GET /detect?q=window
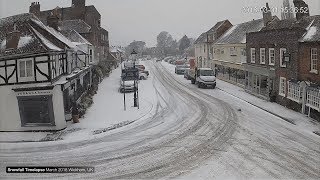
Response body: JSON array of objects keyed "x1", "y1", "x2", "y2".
[
  {"x1": 279, "y1": 77, "x2": 286, "y2": 97},
  {"x1": 204, "y1": 44, "x2": 206, "y2": 53},
  {"x1": 280, "y1": 48, "x2": 287, "y2": 67},
  {"x1": 241, "y1": 48, "x2": 246, "y2": 56},
  {"x1": 89, "y1": 49, "x2": 93, "y2": 62},
  {"x1": 18, "y1": 95, "x2": 55, "y2": 126},
  {"x1": 269, "y1": 48, "x2": 275, "y2": 65},
  {"x1": 221, "y1": 48, "x2": 224, "y2": 54},
  {"x1": 260, "y1": 48, "x2": 266, "y2": 64},
  {"x1": 19, "y1": 59, "x2": 33, "y2": 78},
  {"x1": 230, "y1": 47, "x2": 236, "y2": 56},
  {"x1": 287, "y1": 82, "x2": 301, "y2": 103},
  {"x1": 216, "y1": 48, "x2": 220, "y2": 54},
  {"x1": 311, "y1": 48, "x2": 318, "y2": 73},
  {"x1": 250, "y1": 48, "x2": 256, "y2": 63},
  {"x1": 307, "y1": 88, "x2": 320, "y2": 111}
]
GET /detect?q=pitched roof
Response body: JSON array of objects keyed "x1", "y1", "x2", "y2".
[
  {"x1": 215, "y1": 18, "x2": 265, "y2": 44},
  {"x1": 61, "y1": 29, "x2": 92, "y2": 45},
  {"x1": 206, "y1": 20, "x2": 229, "y2": 33},
  {"x1": 0, "y1": 13, "x2": 82, "y2": 58},
  {"x1": 194, "y1": 20, "x2": 230, "y2": 44},
  {"x1": 194, "y1": 32, "x2": 206, "y2": 44},
  {"x1": 30, "y1": 18, "x2": 76, "y2": 49},
  {"x1": 60, "y1": 20, "x2": 91, "y2": 33},
  {"x1": 0, "y1": 13, "x2": 50, "y2": 57},
  {"x1": 299, "y1": 16, "x2": 320, "y2": 42}
]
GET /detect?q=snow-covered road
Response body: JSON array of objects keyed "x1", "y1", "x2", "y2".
[{"x1": 0, "y1": 61, "x2": 319, "y2": 179}]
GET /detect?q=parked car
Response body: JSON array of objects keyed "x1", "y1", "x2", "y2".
[
  {"x1": 139, "y1": 72, "x2": 148, "y2": 80},
  {"x1": 140, "y1": 70, "x2": 149, "y2": 76},
  {"x1": 169, "y1": 59, "x2": 176, "y2": 64},
  {"x1": 156, "y1": 58, "x2": 162, "y2": 62},
  {"x1": 175, "y1": 65, "x2": 189, "y2": 75},
  {"x1": 135, "y1": 64, "x2": 145, "y2": 70},
  {"x1": 119, "y1": 80, "x2": 135, "y2": 93}
]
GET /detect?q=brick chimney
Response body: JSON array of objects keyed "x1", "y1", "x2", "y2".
[
  {"x1": 6, "y1": 23, "x2": 21, "y2": 49},
  {"x1": 47, "y1": 8, "x2": 60, "y2": 31},
  {"x1": 262, "y1": 3, "x2": 272, "y2": 26},
  {"x1": 293, "y1": 0, "x2": 310, "y2": 20},
  {"x1": 72, "y1": 0, "x2": 85, "y2": 8},
  {"x1": 29, "y1": 2, "x2": 40, "y2": 17}
]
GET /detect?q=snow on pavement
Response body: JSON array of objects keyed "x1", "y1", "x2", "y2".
[{"x1": 0, "y1": 61, "x2": 158, "y2": 144}]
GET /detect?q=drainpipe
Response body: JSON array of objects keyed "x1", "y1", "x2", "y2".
[{"x1": 300, "y1": 81, "x2": 307, "y2": 114}]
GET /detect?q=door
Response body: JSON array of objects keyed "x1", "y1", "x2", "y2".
[{"x1": 253, "y1": 74, "x2": 260, "y2": 94}]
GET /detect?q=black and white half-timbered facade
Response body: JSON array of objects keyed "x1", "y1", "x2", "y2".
[{"x1": 0, "y1": 13, "x2": 93, "y2": 131}]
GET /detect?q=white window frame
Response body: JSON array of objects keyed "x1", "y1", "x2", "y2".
[
  {"x1": 311, "y1": 48, "x2": 318, "y2": 73},
  {"x1": 251, "y1": 48, "x2": 256, "y2": 63},
  {"x1": 230, "y1": 47, "x2": 236, "y2": 56},
  {"x1": 287, "y1": 82, "x2": 301, "y2": 103},
  {"x1": 306, "y1": 88, "x2": 320, "y2": 111},
  {"x1": 280, "y1": 48, "x2": 287, "y2": 68},
  {"x1": 269, "y1": 48, "x2": 275, "y2": 65},
  {"x1": 260, "y1": 48, "x2": 266, "y2": 64},
  {"x1": 18, "y1": 58, "x2": 34, "y2": 81},
  {"x1": 279, "y1": 77, "x2": 286, "y2": 97}
]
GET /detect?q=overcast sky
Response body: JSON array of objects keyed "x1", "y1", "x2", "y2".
[{"x1": 0, "y1": 0, "x2": 319, "y2": 47}]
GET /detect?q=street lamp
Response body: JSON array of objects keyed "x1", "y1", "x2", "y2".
[{"x1": 131, "y1": 49, "x2": 138, "y2": 108}]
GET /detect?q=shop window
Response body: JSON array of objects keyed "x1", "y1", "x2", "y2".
[
  {"x1": 288, "y1": 82, "x2": 301, "y2": 103},
  {"x1": 307, "y1": 88, "x2": 320, "y2": 111},
  {"x1": 18, "y1": 95, "x2": 55, "y2": 126}
]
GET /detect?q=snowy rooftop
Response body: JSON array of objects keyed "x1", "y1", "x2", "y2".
[
  {"x1": 215, "y1": 18, "x2": 265, "y2": 44},
  {"x1": 0, "y1": 13, "x2": 47, "y2": 57},
  {"x1": 300, "y1": 16, "x2": 320, "y2": 42},
  {"x1": 194, "y1": 20, "x2": 232, "y2": 45},
  {"x1": 0, "y1": 13, "x2": 86, "y2": 58},
  {"x1": 60, "y1": 20, "x2": 91, "y2": 33},
  {"x1": 61, "y1": 29, "x2": 92, "y2": 46},
  {"x1": 194, "y1": 32, "x2": 207, "y2": 44}
]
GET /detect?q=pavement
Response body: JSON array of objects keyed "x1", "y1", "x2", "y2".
[{"x1": 216, "y1": 78, "x2": 320, "y2": 136}]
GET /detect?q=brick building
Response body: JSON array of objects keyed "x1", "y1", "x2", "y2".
[
  {"x1": 29, "y1": 0, "x2": 109, "y2": 64},
  {"x1": 245, "y1": 1, "x2": 320, "y2": 121}
]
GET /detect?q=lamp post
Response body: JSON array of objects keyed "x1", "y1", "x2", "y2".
[{"x1": 131, "y1": 49, "x2": 138, "y2": 107}]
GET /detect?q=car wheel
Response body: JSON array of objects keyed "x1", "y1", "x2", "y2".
[
  {"x1": 191, "y1": 79, "x2": 195, "y2": 84},
  {"x1": 212, "y1": 85, "x2": 216, "y2": 89},
  {"x1": 198, "y1": 83, "x2": 201, "y2": 88}
]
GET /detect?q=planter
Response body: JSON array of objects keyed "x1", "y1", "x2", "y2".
[{"x1": 72, "y1": 115, "x2": 80, "y2": 123}]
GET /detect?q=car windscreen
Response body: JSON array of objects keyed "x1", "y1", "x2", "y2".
[{"x1": 200, "y1": 70, "x2": 214, "y2": 76}]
